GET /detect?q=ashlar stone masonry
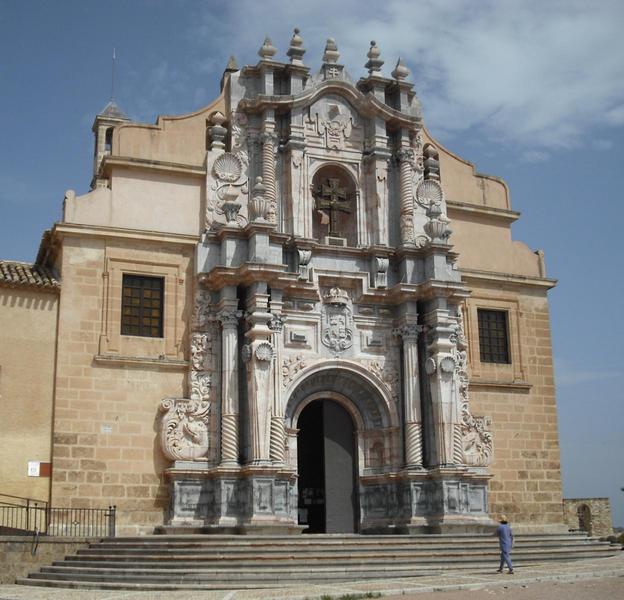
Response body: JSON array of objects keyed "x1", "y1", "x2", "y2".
[{"x1": 0, "y1": 32, "x2": 566, "y2": 535}]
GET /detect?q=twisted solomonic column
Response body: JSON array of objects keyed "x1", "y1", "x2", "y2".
[
  {"x1": 219, "y1": 310, "x2": 241, "y2": 465},
  {"x1": 260, "y1": 131, "x2": 278, "y2": 224},
  {"x1": 397, "y1": 148, "x2": 415, "y2": 245},
  {"x1": 393, "y1": 322, "x2": 423, "y2": 468}
]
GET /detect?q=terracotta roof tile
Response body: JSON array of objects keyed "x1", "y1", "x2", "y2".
[{"x1": 0, "y1": 260, "x2": 60, "y2": 291}]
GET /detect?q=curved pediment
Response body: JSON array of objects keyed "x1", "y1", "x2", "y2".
[{"x1": 238, "y1": 79, "x2": 421, "y2": 130}]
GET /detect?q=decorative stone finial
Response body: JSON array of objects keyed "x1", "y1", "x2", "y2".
[
  {"x1": 208, "y1": 111, "x2": 227, "y2": 150},
  {"x1": 258, "y1": 36, "x2": 277, "y2": 60},
  {"x1": 424, "y1": 198, "x2": 451, "y2": 242},
  {"x1": 423, "y1": 144, "x2": 441, "y2": 181},
  {"x1": 365, "y1": 40, "x2": 384, "y2": 75},
  {"x1": 322, "y1": 38, "x2": 340, "y2": 64},
  {"x1": 221, "y1": 185, "x2": 242, "y2": 224},
  {"x1": 287, "y1": 28, "x2": 306, "y2": 65},
  {"x1": 249, "y1": 176, "x2": 270, "y2": 222},
  {"x1": 391, "y1": 57, "x2": 410, "y2": 81},
  {"x1": 225, "y1": 55, "x2": 239, "y2": 72}
]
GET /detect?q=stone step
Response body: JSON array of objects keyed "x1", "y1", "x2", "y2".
[
  {"x1": 16, "y1": 532, "x2": 619, "y2": 591},
  {"x1": 89, "y1": 537, "x2": 600, "y2": 549},
  {"x1": 51, "y1": 550, "x2": 617, "y2": 572},
  {"x1": 22, "y1": 556, "x2": 614, "y2": 584},
  {"x1": 109, "y1": 533, "x2": 595, "y2": 544},
  {"x1": 66, "y1": 546, "x2": 615, "y2": 563},
  {"x1": 71, "y1": 544, "x2": 613, "y2": 559}
]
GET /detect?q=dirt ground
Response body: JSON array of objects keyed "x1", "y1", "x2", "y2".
[{"x1": 383, "y1": 575, "x2": 624, "y2": 599}]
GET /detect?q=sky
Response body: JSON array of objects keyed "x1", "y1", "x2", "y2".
[{"x1": 1, "y1": 0, "x2": 623, "y2": 527}]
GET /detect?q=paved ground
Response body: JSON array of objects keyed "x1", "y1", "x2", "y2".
[{"x1": 0, "y1": 554, "x2": 622, "y2": 600}]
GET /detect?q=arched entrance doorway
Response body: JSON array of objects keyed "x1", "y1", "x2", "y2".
[
  {"x1": 297, "y1": 399, "x2": 357, "y2": 533},
  {"x1": 285, "y1": 363, "x2": 398, "y2": 535}
]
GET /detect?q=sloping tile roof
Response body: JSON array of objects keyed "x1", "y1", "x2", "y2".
[
  {"x1": 99, "y1": 99, "x2": 129, "y2": 120},
  {"x1": 0, "y1": 260, "x2": 60, "y2": 292}
]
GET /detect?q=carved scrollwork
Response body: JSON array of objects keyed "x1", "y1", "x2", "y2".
[
  {"x1": 282, "y1": 354, "x2": 307, "y2": 388},
  {"x1": 190, "y1": 332, "x2": 211, "y2": 371},
  {"x1": 451, "y1": 309, "x2": 493, "y2": 467},
  {"x1": 159, "y1": 398, "x2": 210, "y2": 461},
  {"x1": 192, "y1": 288, "x2": 212, "y2": 330},
  {"x1": 365, "y1": 359, "x2": 400, "y2": 403},
  {"x1": 190, "y1": 370, "x2": 211, "y2": 401}
]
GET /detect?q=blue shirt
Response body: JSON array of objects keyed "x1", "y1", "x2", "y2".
[{"x1": 496, "y1": 523, "x2": 513, "y2": 551}]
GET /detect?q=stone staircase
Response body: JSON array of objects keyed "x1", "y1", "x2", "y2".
[{"x1": 16, "y1": 533, "x2": 619, "y2": 591}]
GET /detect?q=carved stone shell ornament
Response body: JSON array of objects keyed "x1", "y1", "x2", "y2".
[
  {"x1": 415, "y1": 178, "x2": 444, "y2": 209},
  {"x1": 213, "y1": 152, "x2": 243, "y2": 182},
  {"x1": 255, "y1": 341, "x2": 275, "y2": 362}
]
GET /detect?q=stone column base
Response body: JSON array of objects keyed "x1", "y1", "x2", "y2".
[
  {"x1": 360, "y1": 467, "x2": 494, "y2": 534},
  {"x1": 163, "y1": 465, "x2": 301, "y2": 534}
]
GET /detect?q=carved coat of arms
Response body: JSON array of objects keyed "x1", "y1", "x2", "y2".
[{"x1": 321, "y1": 287, "x2": 353, "y2": 352}]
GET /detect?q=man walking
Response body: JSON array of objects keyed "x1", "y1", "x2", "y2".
[{"x1": 496, "y1": 514, "x2": 514, "y2": 574}]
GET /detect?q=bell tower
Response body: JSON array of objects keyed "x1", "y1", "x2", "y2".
[{"x1": 91, "y1": 50, "x2": 129, "y2": 188}]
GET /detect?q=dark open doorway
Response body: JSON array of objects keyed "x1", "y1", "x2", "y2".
[{"x1": 296, "y1": 399, "x2": 357, "y2": 533}]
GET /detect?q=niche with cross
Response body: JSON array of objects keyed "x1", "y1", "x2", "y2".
[{"x1": 311, "y1": 164, "x2": 357, "y2": 246}]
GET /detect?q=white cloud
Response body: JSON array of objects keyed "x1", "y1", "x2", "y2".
[
  {"x1": 520, "y1": 150, "x2": 550, "y2": 163},
  {"x1": 591, "y1": 139, "x2": 614, "y2": 151},
  {"x1": 554, "y1": 357, "x2": 621, "y2": 387},
  {"x1": 183, "y1": 0, "x2": 624, "y2": 153}
]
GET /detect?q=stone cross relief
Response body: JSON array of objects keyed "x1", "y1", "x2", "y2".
[{"x1": 315, "y1": 178, "x2": 351, "y2": 237}]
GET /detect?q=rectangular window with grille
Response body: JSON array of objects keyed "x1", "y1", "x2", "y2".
[
  {"x1": 478, "y1": 309, "x2": 510, "y2": 364},
  {"x1": 121, "y1": 274, "x2": 164, "y2": 338}
]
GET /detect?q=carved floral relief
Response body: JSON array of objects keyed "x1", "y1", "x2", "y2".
[
  {"x1": 451, "y1": 310, "x2": 493, "y2": 467},
  {"x1": 365, "y1": 358, "x2": 400, "y2": 403},
  {"x1": 159, "y1": 398, "x2": 210, "y2": 461}
]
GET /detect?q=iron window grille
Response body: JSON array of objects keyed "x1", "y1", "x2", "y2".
[
  {"x1": 477, "y1": 308, "x2": 510, "y2": 364},
  {"x1": 121, "y1": 274, "x2": 164, "y2": 338}
]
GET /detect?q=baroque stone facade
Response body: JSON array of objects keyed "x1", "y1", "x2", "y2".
[{"x1": 0, "y1": 32, "x2": 568, "y2": 534}]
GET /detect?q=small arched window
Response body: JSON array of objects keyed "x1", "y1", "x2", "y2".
[{"x1": 104, "y1": 127, "x2": 114, "y2": 152}]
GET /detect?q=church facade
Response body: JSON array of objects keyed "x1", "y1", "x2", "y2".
[{"x1": 0, "y1": 33, "x2": 564, "y2": 535}]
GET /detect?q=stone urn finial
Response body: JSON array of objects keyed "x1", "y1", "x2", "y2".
[
  {"x1": 365, "y1": 40, "x2": 384, "y2": 75},
  {"x1": 221, "y1": 184, "x2": 241, "y2": 225},
  {"x1": 391, "y1": 57, "x2": 410, "y2": 81},
  {"x1": 287, "y1": 28, "x2": 306, "y2": 65},
  {"x1": 249, "y1": 176, "x2": 270, "y2": 222},
  {"x1": 258, "y1": 36, "x2": 277, "y2": 60},
  {"x1": 323, "y1": 38, "x2": 340, "y2": 64}
]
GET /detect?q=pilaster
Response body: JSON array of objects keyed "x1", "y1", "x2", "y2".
[
  {"x1": 393, "y1": 321, "x2": 424, "y2": 469},
  {"x1": 243, "y1": 282, "x2": 274, "y2": 466},
  {"x1": 218, "y1": 289, "x2": 241, "y2": 467},
  {"x1": 422, "y1": 299, "x2": 462, "y2": 468}
]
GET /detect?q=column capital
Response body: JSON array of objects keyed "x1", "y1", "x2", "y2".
[
  {"x1": 218, "y1": 310, "x2": 241, "y2": 328},
  {"x1": 259, "y1": 131, "x2": 278, "y2": 145},
  {"x1": 393, "y1": 323, "x2": 423, "y2": 341},
  {"x1": 396, "y1": 148, "x2": 414, "y2": 164},
  {"x1": 268, "y1": 313, "x2": 285, "y2": 333}
]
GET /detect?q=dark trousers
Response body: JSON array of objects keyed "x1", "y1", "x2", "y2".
[{"x1": 499, "y1": 549, "x2": 513, "y2": 571}]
